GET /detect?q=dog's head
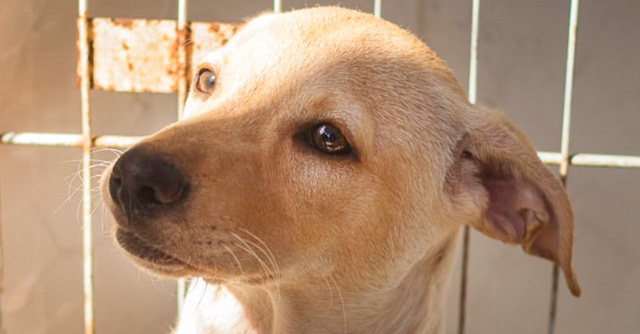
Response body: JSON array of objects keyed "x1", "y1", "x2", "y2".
[{"x1": 101, "y1": 7, "x2": 580, "y2": 296}]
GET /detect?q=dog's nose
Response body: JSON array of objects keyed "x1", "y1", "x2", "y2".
[{"x1": 109, "y1": 147, "x2": 188, "y2": 218}]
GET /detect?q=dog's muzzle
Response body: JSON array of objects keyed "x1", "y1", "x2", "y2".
[{"x1": 109, "y1": 146, "x2": 189, "y2": 221}]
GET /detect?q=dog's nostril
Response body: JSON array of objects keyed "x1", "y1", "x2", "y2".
[
  {"x1": 109, "y1": 173, "x2": 123, "y2": 205},
  {"x1": 110, "y1": 146, "x2": 189, "y2": 219},
  {"x1": 137, "y1": 185, "x2": 161, "y2": 207}
]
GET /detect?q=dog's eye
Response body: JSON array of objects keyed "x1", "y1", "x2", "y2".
[
  {"x1": 310, "y1": 123, "x2": 351, "y2": 155},
  {"x1": 195, "y1": 68, "x2": 216, "y2": 93}
]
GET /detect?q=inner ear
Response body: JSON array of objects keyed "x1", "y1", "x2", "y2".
[
  {"x1": 481, "y1": 163, "x2": 550, "y2": 245},
  {"x1": 447, "y1": 112, "x2": 581, "y2": 297}
]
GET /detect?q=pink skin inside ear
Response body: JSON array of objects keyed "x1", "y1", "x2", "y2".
[{"x1": 483, "y1": 177, "x2": 550, "y2": 244}]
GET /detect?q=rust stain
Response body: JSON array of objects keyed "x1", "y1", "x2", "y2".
[
  {"x1": 76, "y1": 17, "x2": 94, "y2": 89},
  {"x1": 207, "y1": 22, "x2": 221, "y2": 33},
  {"x1": 112, "y1": 18, "x2": 134, "y2": 29},
  {"x1": 88, "y1": 18, "x2": 240, "y2": 93}
]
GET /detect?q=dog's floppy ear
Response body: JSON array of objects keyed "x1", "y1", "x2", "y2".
[{"x1": 448, "y1": 108, "x2": 580, "y2": 297}]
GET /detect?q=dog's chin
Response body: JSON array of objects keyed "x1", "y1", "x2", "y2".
[
  {"x1": 115, "y1": 228, "x2": 193, "y2": 277},
  {"x1": 114, "y1": 228, "x2": 280, "y2": 284}
]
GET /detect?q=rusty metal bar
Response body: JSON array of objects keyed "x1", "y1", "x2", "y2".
[
  {"x1": 176, "y1": 0, "x2": 189, "y2": 316},
  {"x1": 458, "y1": 0, "x2": 480, "y2": 333},
  {"x1": 78, "y1": 0, "x2": 95, "y2": 333},
  {"x1": 550, "y1": 0, "x2": 580, "y2": 333},
  {"x1": 90, "y1": 18, "x2": 180, "y2": 93},
  {"x1": 88, "y1": 18, "x2": 238, "y2": 93}
]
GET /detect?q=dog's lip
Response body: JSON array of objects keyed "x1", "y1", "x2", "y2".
[{"x1": 115, "y1": 228, "x2": 186, "y2": 267}]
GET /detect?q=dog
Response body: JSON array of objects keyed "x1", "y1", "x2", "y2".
[{"x1": 101, "y1": 6, "x2": 581, "y2": 334}]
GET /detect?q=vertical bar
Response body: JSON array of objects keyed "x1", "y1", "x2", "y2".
[
  {"x1": 467, "y1": 0, "x2": 480, "y2": 106},
  {"x1": 177, "y1": 0, "x2": 189, "y2": 119},
  {"x1": 0, "y1": 164, "x2": 5, "y2": 334},
  {"x1": 176, "y1": 0, "x2": 189, "y2": 315},
  {"x1": 550, "y1": 0, "x2": 580, "y2": 333},
  {"x1": 374, "y1": 0, "x2": 382, "y2": 18},
  {"x1": 273, "y1": 0, "x2": 282, "y2": 13},
  {"x1": 559, "y1": 0, "x2": 580, "y2": 180},
  {"x1": 458, "y1": 0, "x2": 480, "y2": 333},
  {"x1": 78, "y1": 0, "x2": 94, "y2": 333}
]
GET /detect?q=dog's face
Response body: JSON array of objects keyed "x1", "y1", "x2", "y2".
[{"x1": 102, "y1": 7, "x2": 580, "y2": 295}]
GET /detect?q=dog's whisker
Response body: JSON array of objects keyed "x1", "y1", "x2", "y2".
[
  {"x1": 56, "y1": 170, "x2": 108, "y2": 215},
  {"x1": 235, "y1": 228, "x2": 283, "y2": 302},
  {"x1": 90, "y1": 147, "x2": 124, "y2": 158},
  {"x1": 229, "y1": 232, "x2": 277, "y2": 289},
  {"x1": 63, "y1": 162, "x2": 109, "y2": 189},
  {"x1": 329, "y1": 274, "x2": 347, "y2": 334},
  {"x1": 195, "y1": 278, "x2": 209, "y2": 317},
  {"x1": 223, "y1": 244, "x2": 245, "y2": 276},
  {"x1": 322, "y1": 275, "x2": 335, "y2": 311},
  {"x1": 238, "y1": 228, "x2": 281, "y2": 279}
]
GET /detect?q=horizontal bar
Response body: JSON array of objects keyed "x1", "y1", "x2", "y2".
[
  {"x1": 0, "y1": 132, "x2": 83, "y2": 147},
  {"x1": 571, "y1": 153, "x2": 640, "y2": 169},
  {"x1": 538, "y1": 151, "x2": 563, "y2": 165},
  {"x1": 0, "y1": 133, "x2": 140, "y2": 149},
  {"x1": 1, "y1": 132, "x2": 638, "y2": 169},
  {"x1": 537, "y1": 151, "x2": 640, "y2": 169}
]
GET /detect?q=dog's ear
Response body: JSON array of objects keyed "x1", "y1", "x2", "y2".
[{"x1": 447, "y1": 108, "x2": 580, "y2": 297}]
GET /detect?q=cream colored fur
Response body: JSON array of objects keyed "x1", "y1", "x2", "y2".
[{"x1": 101, "y1": 7, "x2": 580, "y2": 334}]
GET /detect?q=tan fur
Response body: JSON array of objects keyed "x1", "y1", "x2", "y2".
[{"x1": 101, "y1": 7, "x2": 580, "y2": 334}]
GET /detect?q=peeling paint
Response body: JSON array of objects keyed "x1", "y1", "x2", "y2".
[{"x1": 86, "y1": 18, "x2": 239, "y2": 93}]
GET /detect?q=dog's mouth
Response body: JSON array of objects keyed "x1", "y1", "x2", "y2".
[
  {"x1": 114, "y1": 227, "x2": 280, "y2": 283},
  {"x1": 115, "y1": 228, "x2": 187, "y2": 268}
]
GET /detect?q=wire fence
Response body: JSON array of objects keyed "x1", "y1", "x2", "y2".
[{"x1": 0, "y1": 1, "x2": 639, "y2": 333}]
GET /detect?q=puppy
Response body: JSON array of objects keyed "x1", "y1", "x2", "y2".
[{"x1": 101, "y1": 6, "x2": 580, "y2": 334}]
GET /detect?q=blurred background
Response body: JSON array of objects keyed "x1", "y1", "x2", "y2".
[{"x1": 1, "y1": 0, "x2": 639, "y2": 333}]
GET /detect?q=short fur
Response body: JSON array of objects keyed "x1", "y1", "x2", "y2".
[{"x1": 101, "y1": 7, "x2": 580, "y2": 334}]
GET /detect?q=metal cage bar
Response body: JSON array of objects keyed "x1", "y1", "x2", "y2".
[
  {"x1": 176, "y1": 0, "x2": 189, "y2": 316},
  {"x1": 550, "y1": 0, "x2": 581, "y2": 333},
  {"x1": 374, "y1": 0, "x2": 382, "y2": 18},
  {"x1": 77, "y1": 0, "x2": 95, "y2": 333},
  {"x1": 2, "y1": 132, "x2": 639, "y2": 168},
  {"x1": 0, "y1": 0, "x2": 638, "y2": 333},
  {"x1": 274, "y1": 0, "x2": 282, "y2": 14},
  {"x1": 0, "y1": 163, "x2": 5, "y2": 333},
  {"x1": 458, "y1": 0, "x2": 480, "y2": 333}
]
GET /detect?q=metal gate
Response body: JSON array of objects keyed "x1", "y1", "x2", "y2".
[{"x1": 0, "y1": 0, "x2": 638, "y2": 333}]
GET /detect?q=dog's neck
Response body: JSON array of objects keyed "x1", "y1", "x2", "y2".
[{"x1": 176, "y1": 235, "x2": 459, "y2": 334}]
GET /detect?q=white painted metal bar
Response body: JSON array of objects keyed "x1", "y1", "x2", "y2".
[
  {"x1": 550, "y1": 1, "x2": 580, "y2": 333},
  {"x1": 78, "y1": 0, "x2": 94, "y2": 333},
  {"x1": 0, "y1": 162, "x2": 5, "y2": 334},
  {"x1": 559, "y1": 0, "x2": 581, "y2": 180},
  {"x1": 176, "y1": 0, "x2": 189, "y2": 316},
  {"x1": 273, "y1": 0, "x2": 282, "y2": 13},
  {"x1": 2, "y1": 134, "x2": 638, "y2": 169},
  {"x1": 0, "y1": 133, "x2": 139, "y2": 149},
  {"x1": 571, "y1": 153, "x2": 640, "y2": 168},
  {"x1": 458, "y1": 0, "x2": 480, "y2": 333},
  {"x1": 374, "y1": 0, "x2": 382, "y2": 18}
]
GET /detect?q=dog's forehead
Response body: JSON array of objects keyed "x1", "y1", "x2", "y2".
[{"x1": 187, "y1": 7, "x2": 466, "y2": 132}]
